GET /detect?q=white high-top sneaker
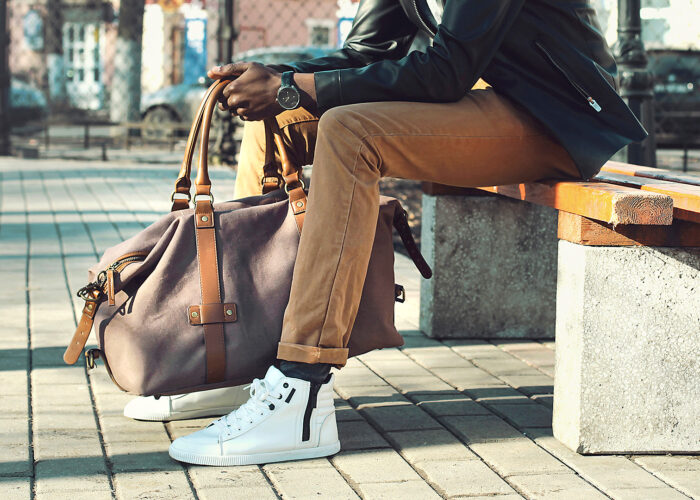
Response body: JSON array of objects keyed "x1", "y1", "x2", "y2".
[
  {"x1": 124, "y1": 385, "x2": 250, "y2": 422},
  {"x1": 168, "y1": 365, "x2": 340, "y2": 466}
]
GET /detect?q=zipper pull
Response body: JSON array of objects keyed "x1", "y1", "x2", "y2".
[
  {"x1": 587, "y1": 97, "x2": 602, "y2": 112},
  {"x1": 106, "y1": 269, "x2": 116, "y2": 306}
]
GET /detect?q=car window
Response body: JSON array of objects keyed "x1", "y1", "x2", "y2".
[{"x1": 247, "y1": 52, "x2": 314, "y2": 65}]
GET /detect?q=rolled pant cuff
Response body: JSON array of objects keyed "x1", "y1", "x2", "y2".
[{"x1": 277, "y1": 342, "x2": 349, "y2": 366}]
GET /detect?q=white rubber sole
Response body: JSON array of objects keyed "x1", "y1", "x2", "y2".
[
  {"x1": 168, "y1": 441, "x2": 341, "y2": 466},
  {"x1": 124, "y1": 406, "x2": 237, "y2": 422}
]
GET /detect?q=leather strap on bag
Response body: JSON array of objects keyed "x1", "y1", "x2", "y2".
[
  {"x1": 261, "y1": 122, "x2": 282, "y2": 194},
  {"x1": 186, "y1": 82, "x2": 308, "y2": 381},
  {"x1": 191, "y1": 80, "x2": 230, "y2": 383},
  {"x1": 64, "y1": 289, "x2": 101, "y2": 365},
  {"x1": 392, "y1": 208, "x2": 433, "y2": 279}
]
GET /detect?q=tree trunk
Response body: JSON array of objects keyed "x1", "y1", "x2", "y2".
[
  {"x1": 0, "y1": 0, "x2": 10, "y2": 154},
  {"x1": 45, "y1": 0, "x2": 67, "y2": 107},
  {"x1": 110, "y1": 0, "x2": 145, "y2": 123}
]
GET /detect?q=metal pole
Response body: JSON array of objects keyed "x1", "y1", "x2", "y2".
[
  {"x1": 46, "y1": 0, "x2": 67, "y2": 108},
  {"x1": 220, "y1": 0, "x2": 234, "y2": 63},
  {"x1": 110, "y1": 0, "x2": 145, "y2": 123},
  {"x1": 214, "y1": 0, "x2": 237, "y2": 166},
  {"x1": 0, "y1": 0, "x2": 11, "y2": 155},
  {"x1": 615, "y1": 0, "x2": 656, "y2": 167}
]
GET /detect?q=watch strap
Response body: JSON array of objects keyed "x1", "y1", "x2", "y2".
[{"x1": 281, "y1": 71, "x2": 296, "y2": 89}]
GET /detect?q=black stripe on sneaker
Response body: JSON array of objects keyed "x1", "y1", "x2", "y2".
[
  {"x1": 302, "y1": 382, "x2": 321, "y2": 442},
  {"x1": 285, "y1": 388, "x2": 296, "y2": 403}
]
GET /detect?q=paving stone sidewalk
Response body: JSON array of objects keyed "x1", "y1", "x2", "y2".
[{"x1": 1, "y1": 158, "x2": 698, "y2": 500}]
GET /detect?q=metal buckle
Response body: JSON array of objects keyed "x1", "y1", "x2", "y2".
[
  {"x1": 260, "y1": 175, "x2": 282, "y2": 186},
  {"x1": 170, "y1": 191, "x2": 192, "y2": 203},
  {"x1": 85, "y1": 349, "x2": 99, "y2": 369},
  {"x1": 77, "y1": 283, "x2": 104, "y2": 302},
  {"x1": 284, "y1": 178, "x2": 306, "y2": 194},
  {"x1": 193, "y1": 193, "x2": 215, "y2": 205}
]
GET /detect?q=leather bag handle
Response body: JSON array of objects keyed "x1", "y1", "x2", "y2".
[
  {"x1": 175, "y1": 79, "x2": 308, "y2": 230},
  {"x1": 171, "y1": 79, "x2": 306, "y2": 226},
  {"x1": 194, "y1": 80, "x2": 230, "y2": 197},
  {"x1": 191, "y1": 84, "x2": 303, "y2": 193},
  {"x1": 171, "y1": 79, "x2": 229, "y2": 210}
]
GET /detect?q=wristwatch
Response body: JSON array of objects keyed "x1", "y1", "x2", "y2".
[{"x1": 276, "y1": 71, "x2": 301, "y2": 111}]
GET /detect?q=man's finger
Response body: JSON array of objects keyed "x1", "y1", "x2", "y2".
[
  {"x1": 222, "y1": 80, "x2": 237, "y2": 99},
  {"x1": 208, "y1": 62, "x2": 250, "y2": 78}
]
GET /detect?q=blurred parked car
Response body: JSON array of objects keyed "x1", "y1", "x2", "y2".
[
  {"x1": 647, "y1": 49, "x2": 700, "y2": 147},
  {"x1": 9, "y1": 78, "x2": 47, "y2": 126},
  {"x1": 140, "y1": 46, "x2": 334, "y2": 128}
]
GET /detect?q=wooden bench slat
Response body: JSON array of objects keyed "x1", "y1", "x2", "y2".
[
  {"x1": 600, "y1": 161, "x2": 700, "y2": 187},
  {"x1": 558, "y1": 211, "x2": 700, "y2": 247},
  {"x1": 593, "y1": 171, "x2": 700, "y2": 224},
  {"x1": 476, "y1": 180, "x2": 674, "y2": 226}
]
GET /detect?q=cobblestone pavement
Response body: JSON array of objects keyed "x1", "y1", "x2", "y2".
[{"x1": 1, "y1": 158, "x2": 699, "y2": 500}]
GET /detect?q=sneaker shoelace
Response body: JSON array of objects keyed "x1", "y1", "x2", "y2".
[{"x1": 212, "y1": 378, "x2": 282, "y2": 435}]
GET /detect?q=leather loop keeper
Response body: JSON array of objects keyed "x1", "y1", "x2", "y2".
[
  {"x1": 288, "y1": 187, "x2": 307, "y2": 215},
  {"x1": 189, "y1": 303, "x2": 237, "y2": 325},
  {"x1": 195, "y1": 201, "x2": 215, "y2": 228}
]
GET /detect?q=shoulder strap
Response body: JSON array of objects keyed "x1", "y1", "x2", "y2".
[{"x1": 393, "y1": 208, "x2": 433, "y2": 279}]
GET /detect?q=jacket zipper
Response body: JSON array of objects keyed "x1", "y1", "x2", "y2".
[
  {"x1": 411, "y1": 0, "x2": 436, "y2": 36},
  {"x1": 534, "y1": 41, "x2": 602, "y2": 112}
]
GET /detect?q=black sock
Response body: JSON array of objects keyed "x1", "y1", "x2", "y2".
[{"x1": 278, "y1": 360, "x2": 331, "y2": 384}]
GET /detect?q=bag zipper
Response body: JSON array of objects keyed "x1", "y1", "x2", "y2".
[
  {"x1": 534, "y1": 41, "x2": 602, "y2": 112},
  {"x1": 78, "y1": 251, "x2": 148, "y2": 306}
]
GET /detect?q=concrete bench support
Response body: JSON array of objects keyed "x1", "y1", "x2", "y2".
[
  {"x1": 553, "y1": 240, "x2": 700, "y2": 454},
  {"x1": 419, "y1": 193, "x2": 558, "y2": 338}
]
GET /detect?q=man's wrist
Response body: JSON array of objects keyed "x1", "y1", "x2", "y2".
[{"x1": 291, "y1": 73, "x2": 318, "y2": 114}]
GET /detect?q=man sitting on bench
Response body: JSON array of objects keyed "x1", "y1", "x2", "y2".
[{"x1": 150, "y1": 0, "x2": 648, "y2": 466}]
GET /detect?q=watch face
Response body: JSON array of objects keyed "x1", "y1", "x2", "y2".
[{"x1": 278, "y1": 86, "x2": 301, "y2": 110}]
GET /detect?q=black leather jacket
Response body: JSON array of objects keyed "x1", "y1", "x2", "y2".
[{"x1": 274, "y1": 0, "x2": 648, "y2": 180}]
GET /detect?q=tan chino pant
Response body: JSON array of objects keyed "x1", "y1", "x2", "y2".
[{"x1": 234, "y1": 87, "x2": 581, "y2": 367}]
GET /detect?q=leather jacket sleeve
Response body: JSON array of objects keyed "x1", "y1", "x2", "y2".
[
  {"x1": 314, "y1": 0, "x2": 525, "y2": 113},
  {"x1": 270, "y1": 0, "x2": 418, "y2": 74}
]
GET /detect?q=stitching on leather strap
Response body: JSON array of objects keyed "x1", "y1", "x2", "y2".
[
  {"x1": 193, "y1": 199, "x2": 227, "y2": 383},
  {"x1": 63, "y1": 298, "x2": 100, "y2": 365}
]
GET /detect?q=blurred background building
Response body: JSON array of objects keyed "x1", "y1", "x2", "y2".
[{"x1": 0, "y1": 0, "x2": 698, "y2": 170}]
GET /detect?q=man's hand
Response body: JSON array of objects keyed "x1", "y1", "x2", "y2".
[{"x1": 207, "y1": 62, "x2": 283, "y2": 121}]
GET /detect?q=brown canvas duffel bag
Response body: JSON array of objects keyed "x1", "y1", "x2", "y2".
[{"x1": 62, "y1": 79, "x2": 431, "y2": 396}]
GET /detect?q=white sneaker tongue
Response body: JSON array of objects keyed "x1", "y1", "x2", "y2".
[{"x1": 262, "y1": 365, "x2": 286, "y2": 388}]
